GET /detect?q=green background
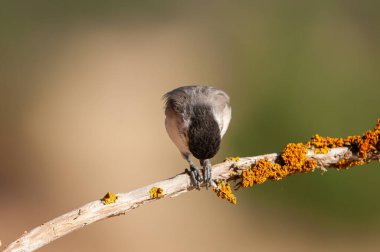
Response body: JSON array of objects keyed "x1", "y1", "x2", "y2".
[{"x1": 1, "y1": 1, "x2": 379, "y2": 251}]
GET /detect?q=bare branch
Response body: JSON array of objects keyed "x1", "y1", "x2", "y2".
[{"x1": 4, "y1": 146, "x2": 379, "y2": 252}]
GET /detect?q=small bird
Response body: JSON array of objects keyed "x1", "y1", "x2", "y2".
[{"x1": 164, "y1": 85, "x2": 231, "y2": 189}]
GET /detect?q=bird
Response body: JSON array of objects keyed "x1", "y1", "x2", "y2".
[{"x1": 163, "y1": 85, "x2": 231, "y2": 189}]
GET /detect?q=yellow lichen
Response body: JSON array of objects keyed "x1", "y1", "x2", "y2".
[
  {"x1": 314, "y1": 147, "x2": 329, "y2": 154},
  {"x1": 213, "y1": 180, "x2": 237, "y2": 204},
  {"x1": 102, "y1": 192, "x2": 118, "y2": 205},
  {"x1": 149, "y1": 187, "x2": 164, "y2": 199},
  {"x1": 224, "y1": 156, "x2": 240, "y2": 162}
]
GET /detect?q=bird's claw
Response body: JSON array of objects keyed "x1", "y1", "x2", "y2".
[
  {"x1": 186, "y1": 160, "x2": 214, "y2": 190},
  {"x1": 202, "y1": 159, "x2": 212, "y2": 190},
  {"x1": 187, "y1": 165, "x2": 203, "y2": 190},
  {"x1": 204, "y1": 166, "x2": 211, "y2": 189}
]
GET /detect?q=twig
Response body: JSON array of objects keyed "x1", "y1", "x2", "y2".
[{"x1": 3, "y1": 146, "x2": 380, "y2": 252}]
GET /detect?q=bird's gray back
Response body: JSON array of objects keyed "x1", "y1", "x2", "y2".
[{"x1": 164, "y1": 85, "x2": 229, "y2": 115}]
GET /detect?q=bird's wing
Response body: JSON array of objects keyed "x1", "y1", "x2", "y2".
[
  {"x1": 208, "y1": 89, "x2": 231, "y2": 138},
  {"x1": 163, "y1": 87, "x2": 192, "y2": 156}
]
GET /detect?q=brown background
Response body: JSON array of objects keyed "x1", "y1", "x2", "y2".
[{"x1": 1, "y1": 1, "x2": 380, "y2": 251}]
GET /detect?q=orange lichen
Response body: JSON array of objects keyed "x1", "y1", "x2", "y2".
[
  {"x1": 102, "y1": 192, "x2": 118, "y2": 205},
  {"x1": 335, "y1": 159, "x2": 365, "y2": 169},
  {"x1": 221, "y1": 119, "x2": 379, "y2": 203},
  {"x1": 309, "y1": 134, "x2": 344, "y2": 154},
  {"x1": 305, "y1": 159, "x2": 318, "y2": 170},
  {"x1": 149, "y1": 187, "x2": 164, "y2": 199},
  {"x1": 281, "y1": 143, "x2": 316, "y2": 173},
  {"x1": 240, "y1": 143, "x2": 318, "y2": 189},
  {"x1": 308, "y1": 119, "x2": 380, "y2": 159},
  {"x1": 358, "y1": 121, "x2": 380, "y2": 158},
  {"x1": 213, "y1": 180, "x2": 237, "y2": 204},
  {"x1": 343, "y1": 135, "x2": 362, "y2": 146},
  {"x1": 271, "y1": 163, "x2": 287, "y2": 179},
  {"x1": 241, "y1": 159, "x2": 271, "y2": 187}
]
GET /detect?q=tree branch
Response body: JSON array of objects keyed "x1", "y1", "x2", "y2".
[
  {"x1": 3, "y1": 148, "x2": 379, "y2": 252},
  {"x1": 3, "y1": 119, "x2": 380, "y2": 251}
]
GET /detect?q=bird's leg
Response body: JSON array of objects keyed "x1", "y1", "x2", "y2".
[
  {"x1": 184, "y1": 155, "x2": 202, "y2": 190},
  {"x1": 200, "y1": 159, "x2": 212, "y2": 189}
]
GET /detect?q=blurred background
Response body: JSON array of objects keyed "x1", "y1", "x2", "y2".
[{"x1": 1, "y1": 1, "x2": 380, "y2": 251}]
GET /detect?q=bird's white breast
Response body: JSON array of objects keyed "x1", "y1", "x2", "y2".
[{"x1": 165, "y1": 108, "x2": 190, "y2": 156}]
